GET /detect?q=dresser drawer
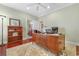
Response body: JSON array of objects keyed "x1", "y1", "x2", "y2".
[
  {"x1": 58, "y1": 39, "x2": 65, "y2": 51},
  {"x1": 76, "y1": 46, "x2": 79, "y2": 55}
]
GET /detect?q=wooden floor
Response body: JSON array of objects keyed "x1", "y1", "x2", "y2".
[
  {"x1": 0, "y1": 38, "x2": 32, "y2": 56},
  {"x1": 0, "y1": 45, "x2": 6, "y2": 56}
]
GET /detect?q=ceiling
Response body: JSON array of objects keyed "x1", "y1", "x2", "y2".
[{"x1": 1, "y1": 3, "x2": 74, "y2": 17}]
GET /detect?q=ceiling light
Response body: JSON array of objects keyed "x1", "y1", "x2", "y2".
[
  {"x1": 26, "y1": 7, "x2": 30, "y2": 10},
  {"x1": 47, "y1": 6, "x2": 50, "y2": 9}
]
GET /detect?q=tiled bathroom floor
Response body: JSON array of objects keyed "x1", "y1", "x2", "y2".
[{"x1": 6, "y1": 42, "x2": 55, "y2": 56}]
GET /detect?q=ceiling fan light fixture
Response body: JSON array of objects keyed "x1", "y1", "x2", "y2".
[
  {"x1": 26, "y1": 7, "x2": 30, "y2": 10},
  {"x1": 47, "y1": 6, "x2": 50, "y2": 9}
]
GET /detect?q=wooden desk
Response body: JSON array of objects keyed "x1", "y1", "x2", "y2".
[{"x1": 32, "y1": 33, "x2": 65, "y2": 55}]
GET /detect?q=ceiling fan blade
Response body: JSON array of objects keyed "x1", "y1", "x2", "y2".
[
  {"x1": 38, "y1": 3, "x2": 47, "y2": 9},
  {"x1": 36, "y1": 5, "x2": 39, "y2": 11}
]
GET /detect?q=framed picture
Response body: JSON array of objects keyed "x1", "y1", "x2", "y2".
[{"x1": 9, "y1": 18, "x2": 20, "y2": 26}]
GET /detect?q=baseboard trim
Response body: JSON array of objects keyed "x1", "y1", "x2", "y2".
[{"x1": 65, "y1": 41, "x2": 79, "y2": 46}]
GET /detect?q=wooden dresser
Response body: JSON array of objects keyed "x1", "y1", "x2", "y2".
[
  {"x1": 8, "y1": 26, "x2": 23, "y2": 48},
  {"x1": 32, "y1": 33, "x2": 47, "y2": 48},
  {"x1": 47, "y1": 34, "x2": 65, "y2": 55},
  {"x1": 32, "y1": 33, "x2": 65, "y2": 55},
  {"x1": 76, "y1": 46, "x2": 79, "y2": 55}
]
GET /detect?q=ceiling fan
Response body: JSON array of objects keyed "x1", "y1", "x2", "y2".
[
  {"x1": 26, "y1": 3, "x2": 50, "y2": 11},
  {"x1": 36, "y1": 3, "x2": 50, "y2": 11}
]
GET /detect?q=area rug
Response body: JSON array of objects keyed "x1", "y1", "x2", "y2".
[{"x1": 6, "y1": 42, "x2": 55, "y2": 56}]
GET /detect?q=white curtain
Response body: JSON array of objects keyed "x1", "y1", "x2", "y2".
[
  {"x1": 0, "y1": 17, "x2": 2, "y2": 45},
  {"x1": 0, "y1": 16, "x2": 7, "y2": 45}
]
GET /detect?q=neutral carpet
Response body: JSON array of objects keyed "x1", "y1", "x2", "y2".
[{"x1": 6, "y1": 42, "x2": 55, "y2": 56}]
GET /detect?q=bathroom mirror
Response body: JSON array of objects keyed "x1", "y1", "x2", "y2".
[{"x1": 9, "y1": 18, "x2": 20, "y2": 26}]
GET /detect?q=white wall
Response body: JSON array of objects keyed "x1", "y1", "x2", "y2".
[
  {"x1": 0, "y1": 4, "x2": 38, "y2": 44},
  {"x1": 39, "y1": 4, "x2": 79, "y2": 43}
]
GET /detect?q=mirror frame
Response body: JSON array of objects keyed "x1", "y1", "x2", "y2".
[{"x1": 9, "y1": 18, "x2": 20, "y2": 26}]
